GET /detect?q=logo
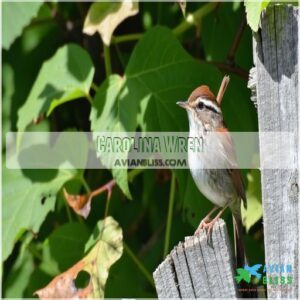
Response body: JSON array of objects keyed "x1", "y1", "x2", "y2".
[
  {"x1": 235, "y1": 264, "x2": 293, "y2": 285},
  {"x1": 235, "y1": 264, "x2": 262, "y2": 283}
]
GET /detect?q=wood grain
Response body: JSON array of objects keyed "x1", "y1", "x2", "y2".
[
  {"x1": 153, "y1": 219, "x2": 238, "y2": 298},
  {"x1": 253, "y1": 4, "x2": 299, "y2": 298}
]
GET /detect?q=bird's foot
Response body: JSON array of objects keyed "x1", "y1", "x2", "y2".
[
  {"x1": 195, "y1": 217, "x2": 220, "y2": 246},
  {"x1": 194, "y1": 216, "x2": 211, "y2": 235}
]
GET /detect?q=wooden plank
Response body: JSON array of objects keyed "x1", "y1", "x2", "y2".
[
  {"x1": 153, "y1": 219, "x2": 238, "y2": 299},
  {"x1": 253, "y1": 4, "x2": 299, "y2": 298},
  {"x1": 153, "y1": 255, "x2": 180, "y2": 298}
]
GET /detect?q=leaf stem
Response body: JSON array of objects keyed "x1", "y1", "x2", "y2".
[
  {"x1": 112, "y1": 33, "x2": 143, "y2": 44},
  {"x1": 123, "y1": 242, "x2": 155, "y2": 288},
  {"x1": 103, "y1": 44, "x2": 112, "y2": 77},
  {"x1": 172, "y1": 2, "x2": 218, "y2": 36},
  {"x1": 86, "y1": 93, "x2": 93, "y2": 104},
  {"x1": 104, "y1": 192, "x2": 111, "y2": 218},
  {"x1": 91, "y1": 82, "x2": 99, "y2": 92},
  {"x1": 163, "y1": 172, "x2": 176, "y2": 258}
]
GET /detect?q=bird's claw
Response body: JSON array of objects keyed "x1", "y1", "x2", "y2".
[
  {"x1": 195, "y1": 217, "x2": 211, "y2": 235},
  {"x1": 195, "y1": 219, "x2": 216, "y2": 246}
]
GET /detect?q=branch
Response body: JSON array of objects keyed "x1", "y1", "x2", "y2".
[
  {"x1": 112, "y1": 2, "x2": 218, "y2": 44},
  {"x1": 172, "y1": 2, "x2": 218, "y2": 36},
  {"x1": 203, "y1": 60, "x2": 249, "y2": 80},
  {"x1": 227, "y1": 17, "x2": 247, "y2": 64}
]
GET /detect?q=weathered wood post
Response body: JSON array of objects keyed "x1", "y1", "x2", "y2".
[
  {"x1": 251, "y1": 4, "x2": 299, "y2": 299},
  {"x1": 153, "y1": 4, "x2": 298, "y2": 299},
  {"x1": 153, "y1": 219, "x2": 238, "y2": 298}
]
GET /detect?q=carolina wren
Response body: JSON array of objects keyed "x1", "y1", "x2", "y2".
[{"x1": 177, "y1": 76, "x2": 247, "y2": 268}]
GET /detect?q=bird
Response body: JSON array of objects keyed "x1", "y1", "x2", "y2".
[
  {"x1": 177, "y1": 76, "x2": 247, "y2": 268},
  {"x1": 245, "y1": 264, "x2": 262, "y2": 279}
]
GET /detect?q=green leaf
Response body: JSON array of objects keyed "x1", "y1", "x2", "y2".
[
  {"x1": 35, "y1": 217, "x2": 123, "y2": 298},
  {"x1": 17, "y1": 44, "x2": 95, "y2": 131},
  {"x1": 2, "y1": 2, "x2": 42, "y2": 50},
  {"x1": 2, "y1": 168, "x2": 76, "y2": 261},
  {"x1": 84, "y1": 216, "x2": 123, "y2": 298},
  {"x1": 90, "y1": 26, "x2": 222, "y2": 197},
  {"x1": 91, "y1": 26, "x2": 221, "y2": 132},
  {"x1": 244, "y1": 0, "x2": 271, "y2": 32},
  {"x1": 83, "y1": 2, "x2": 139, "y2": 45},
  {"x1": 241, "y1": 170, "x2": 263, "y2": 232},
  {"x1": 41, "y1": 223, "x2": 90, "y2": 275},
  {"x1": 4, "y1": 241, "x2": 34, "y2": 298}
]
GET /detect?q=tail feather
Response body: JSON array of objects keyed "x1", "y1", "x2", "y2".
[{"x1": 232, "y1": 214, "x2": 246, "y2": 269}]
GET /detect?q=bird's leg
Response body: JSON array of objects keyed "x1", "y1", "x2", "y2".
[
  {"x1": 195, "y1": 206, "x2": 219, "y2": 235},
  {"x1": 206, "y1": 204, "x2": 229, "y2": 242}
]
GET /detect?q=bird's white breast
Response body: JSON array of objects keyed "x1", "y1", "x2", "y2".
[{"x1": 188, "y1": 125, "x2": 231, "y2": 207}]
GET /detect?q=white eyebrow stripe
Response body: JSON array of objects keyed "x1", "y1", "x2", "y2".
[{"x1": 198, "y1": 98, "x2": 221, "y2": 113}]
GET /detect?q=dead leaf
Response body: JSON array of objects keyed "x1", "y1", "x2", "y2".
[
  {"x1": 63, "y1": 179, "x2": 115, "y2": 218},
  {"x1": 63, "y1": 188, "x2": 92, "y2": 218},
  {"x1": 35, "y1": 217, "x2": 123, "y2": 299},
  {"x1": 83, "y1": 1, "x2": 139, "y2": 45},
  {"x1": 177, "y1": 0, "x2": 187, "y2": 17}
]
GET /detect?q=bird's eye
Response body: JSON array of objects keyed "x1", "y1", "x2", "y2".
[{"x1": 198, "y1": 102, "x2": 204, "y2": 110}]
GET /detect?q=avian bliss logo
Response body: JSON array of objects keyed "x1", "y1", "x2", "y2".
[{"x1": 235, "y1": 264, "x2": 293, "y2": 285}]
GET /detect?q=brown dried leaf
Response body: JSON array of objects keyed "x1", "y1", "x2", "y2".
[
  {"x1": 35, "y1": 217, "x2": 123, "y2": 299},
  {"x1": 63, "y1": 188, "x2": 92, "y2": 218},
  {"x1": 177, "y1": 0, "x2": 187, "y2": 17}
]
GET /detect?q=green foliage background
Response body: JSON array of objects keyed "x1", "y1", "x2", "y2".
[{"x1": 2, "y1": 2, "x2": 264, "y2": 297}]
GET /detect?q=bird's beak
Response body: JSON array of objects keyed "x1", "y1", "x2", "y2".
[{"x1": 176, "y1": 101, "x2": 188, "y2": 109}]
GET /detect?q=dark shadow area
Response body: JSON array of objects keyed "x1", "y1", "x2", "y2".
[{"x1": 255, "y1": 5, "x2": 297, "y2": 81}]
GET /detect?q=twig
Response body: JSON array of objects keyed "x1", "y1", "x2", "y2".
[
  {"x1": 200, "y1": 59, "x2": 249, "y2": 80},
  {"x1": 124, "y1": 242, "x2": 155, "y2": 288},
  {"x1": 112, "y1": 3, "x2": 217, "y2": 44},
  {"x1": 90, "y1": 179, "x2": 115, "y2": 198},
  {"x1": 172, "y1": 2, "x2": 218, "y2": 36},
  {"x1": 227, "y1": 17, "x2": 246, "y2": 64}
]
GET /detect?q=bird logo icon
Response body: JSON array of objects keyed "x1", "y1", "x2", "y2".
[{"x1": 234, "y1": 264, "x2": 262, "y2": 283}]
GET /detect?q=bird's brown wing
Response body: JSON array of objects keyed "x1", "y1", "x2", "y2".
[{"x1": 217, "y1": 127, "x2": 247, "y2": 209}]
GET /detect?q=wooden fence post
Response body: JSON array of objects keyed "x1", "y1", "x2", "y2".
[
  {"x1": 252, "y1": 4, "x2": 299, "y2": 298},
  {"x1": 153, "y1": 219, "x2": 238, "y2": 298}
]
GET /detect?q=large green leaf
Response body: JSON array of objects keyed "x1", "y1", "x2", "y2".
[
  {"x1": 244, "y1": 0, "x2": 271, "y2": 32},
  {"x1": 91, "y1": 26, "x2": 222, "y2": 132},
  {"x1": 2, "y1": 168, "x2": 76, "y2": 261},
  {"x1": 40, "y1": 223, "x2": 90, "y2": 275},
  {"x1": 35, "y1": 216, "x2": 123, "y2": 298},
  {"x1": 83, "y1": 2, "x2": 139, "y2": 45},
  {"x1": 2, "y1": 2, "x2": 42, "y2": 50},
  {"x1": 90, "y1": 26, "x2": 222, "y2": 198},
  {"x1": 17, "y1": 44, "x2": 95, "y2": 131}
]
